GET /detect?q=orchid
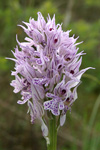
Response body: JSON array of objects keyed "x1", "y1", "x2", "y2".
[{"x1": 9, "y1": 12, "x2": 93, "y2": 150}]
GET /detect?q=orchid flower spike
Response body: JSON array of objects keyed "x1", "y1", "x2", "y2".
[{"x1": 9, "y1": 12, "x2": 94, "y2": 129}]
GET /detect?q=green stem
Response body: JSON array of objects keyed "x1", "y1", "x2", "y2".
[{"x1": 47, "y1": 115, "x2": 57, "y2": 150}]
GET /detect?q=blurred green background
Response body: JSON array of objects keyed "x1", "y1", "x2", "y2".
[{"x1": 0, "y1": 0, "x2": 100, "y2": 150}]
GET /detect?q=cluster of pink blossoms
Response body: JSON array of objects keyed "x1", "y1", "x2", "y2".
[{"x1": 10, "y1": 12, "x2": 92, "y2": 126}]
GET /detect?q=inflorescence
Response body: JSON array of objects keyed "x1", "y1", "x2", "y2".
[{"x1": 9, "y1": 12, "x2": 93, "y2": 126}]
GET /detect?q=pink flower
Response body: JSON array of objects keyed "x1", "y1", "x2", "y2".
[{"x1": 9, "y1": 12, "x2": 94, "y2": 124}]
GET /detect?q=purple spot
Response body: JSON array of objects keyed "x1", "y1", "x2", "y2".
[
  {"x1": 49, "y1": 28, "x2": 53, "y2": 31},
  {"x1": 50, "y1": 101, "x2": 52, "y2": 104},
  {"x1": 54, "y1": 38, "x2": 58, "y2": 43},
  {"x1": 70, "y1": 70, "x2": 74, "y2": 74},
  {"x1": 45, "y1": 103, "x2": 47, "y2": 106},
  {"x1": 61, "y1": 89, "x2": 66, "y2": 95},
  {"x1": 58, "y1": 64, "x2": 62, "y2": 69},
  {"x1": 23, "y1": 79, "x2": 27, "y2": 83},
  {"x1": 29, "y1": 31, "x2": 33, "y2": 36}
]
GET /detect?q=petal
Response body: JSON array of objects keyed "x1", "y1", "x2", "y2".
[
  {"x1": 37, "y1": 12, "x2": 46, "y2": 30},
  {"x1": 40, "y1": 119, "x2": 48, "y2": 137},
  {"x1": 17, "y1": 99, "x2": 28, "y2": 104},
  {"x1": 75, "y1": 67, "x2": 95, "y2": 80},
  {"x1": 60, "y1": 114, "x2": 66, "y2": 126},
  {"x1": 65, "y1": 79, "x2": 80, "y2": 90},
  {"x1": 17, "y1": 94, "x2": 31, "y2": 104},
  {"x1": 31, "y1": 81, "x2": 45, "y2": 100}
]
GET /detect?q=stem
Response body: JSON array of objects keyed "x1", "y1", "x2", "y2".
[{"x1": 47, "y1": 115, "x2": 57, "y2": 150}]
